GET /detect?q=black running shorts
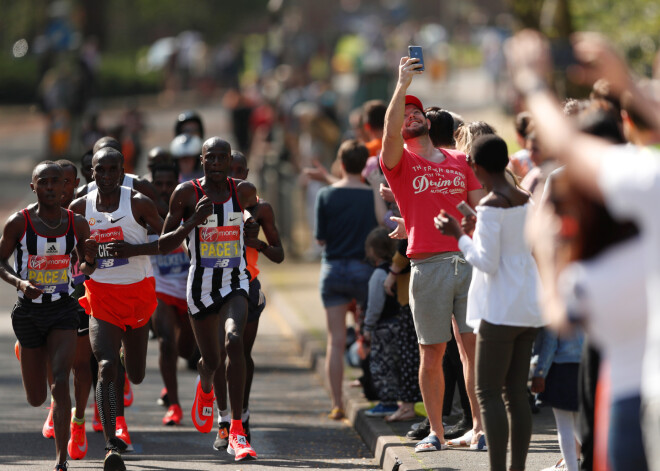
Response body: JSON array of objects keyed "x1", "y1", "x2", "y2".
[
  {"x1": 12, "y1": 296, "x2": 80, "y2": 348},
  {"x1": 76, "y1": 304, "x2": 89, "y2": 337}
]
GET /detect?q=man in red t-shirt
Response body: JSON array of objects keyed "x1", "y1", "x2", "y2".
[{"x1": 380, "y1": 56, "x2": 485, "y2": 452}]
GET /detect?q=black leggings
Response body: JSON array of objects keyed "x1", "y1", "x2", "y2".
[{"x1": 476, "y1": 321, "x2": 539, "y2": 471}]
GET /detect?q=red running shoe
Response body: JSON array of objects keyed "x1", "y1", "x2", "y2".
[
  {"x1": 115, "y1": 416, "x2": 134, "y2": 452},
  {"x1": 191, "y1": 380, "x2": 214, "y2": 433},
  {"x1": 67, "y1": 418, "x2": 88, "y2": 460},
  {"x1": 92, "y1": 402, "x2": 103, "y2": 432},
  {"x1": 42, "y1": 407, "x2": 54, "y2": 439},
  {"x1": 163, "y1": 404, "x2": 182, "y2": 426},
  {"x1": 123, "y1": 372, "x2": 133, "y2": 407},
  {"x1": 227, "y1": 431, "x2": 257, "y2": 461}
]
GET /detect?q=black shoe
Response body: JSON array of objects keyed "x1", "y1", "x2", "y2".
[
  {"x1": 444, "y1": 418, "x2": 472, "y2": 439},
  {"x1": 406, "y1": 418, "x2": 430, "y2": 440},
  {"x1": 104, "y1": 450, "x2": 126, "y2": 471},
  {"x1": 213, "y1": 422, "x2": 230, "y2": 451},
  {"x1": 105, "y1": 437, "x2": 128, "y2": 454},
  {"x1": 54, "y1": 461, "x2": 68, "y2": 471},
  {"x1": 157, "y1": 389, "x2": 170, "y2": 408},
  {"x1": 528, "y1": 389, "x2": 541, "y2": 414}
]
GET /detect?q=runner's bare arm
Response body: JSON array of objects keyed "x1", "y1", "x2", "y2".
[
  {"x1": 159, "y1": 182, "x2": 210, "y2": 254},
  {"x1": 249, "y1": 200, "x2": 284, "y2": 263},
  {"x1": 0, "y1": 212, "x2": 43, "y2": 298},
  {"x1": 73, "y1": 214, "x2": 97, "y2": 276},
  {"x1": 69, "y1": 196, "x2": 87, "y2": 216},
  {"x1": 381, "y1": 56, "x2": 422, "y2": 171}
]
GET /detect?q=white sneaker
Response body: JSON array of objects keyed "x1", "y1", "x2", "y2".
[{"x1": 541, "y1": 458, "x2": 566, "y2": 471}]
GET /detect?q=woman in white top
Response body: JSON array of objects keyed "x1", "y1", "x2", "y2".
[{"x1": 435, "y1": 135, "x2": 544, "y2": 471}]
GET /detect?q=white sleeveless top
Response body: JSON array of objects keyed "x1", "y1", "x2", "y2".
[
  {"x1": 186, "y1": 178, "x2": 250, "y2": 314},
  {"x1": 85, "y1": 186, "x2": 153, "y2": 284},
  {"x1": 148, "y1": 233, "x2": 189, "y2": 299}
]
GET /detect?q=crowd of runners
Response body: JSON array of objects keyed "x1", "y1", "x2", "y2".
[
  {"x1": 1, "y1": 109, "x2": 284, "y2": 470},
  {"x1": 5, "y1": 26, "x2": 660, "y2": 471}
]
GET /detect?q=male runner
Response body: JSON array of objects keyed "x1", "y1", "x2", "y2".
[
  {"x1": 159, "y1": 137, "x2": 259, "y2": 461},
  {"x1": 144, "y1": 147, "x2": 173, "y2": 182},
  {"x1": 213, "y1": 151, "x2": 285, "y2": 449},
  {"x1": 78, "y1": 137, "x2": 166, "y2": 216},
  {"x1": 70, "y1": 147, "x2": 164, "y2": 471},
  {"x1": 0, "y1": 161, "x2": 96, "y2": 471},
  {"x1": 149, "y1": 163, "x2": 195, "y2": 425},
  {"x1": 78, "y1": 138, "x2": 147, "y2": 440}
]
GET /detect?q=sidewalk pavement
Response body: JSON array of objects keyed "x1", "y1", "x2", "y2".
[{"x1": 259, "y1": 258, "x2": 563, "y2": 471}]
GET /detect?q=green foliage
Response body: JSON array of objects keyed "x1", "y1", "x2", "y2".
[
  {"x1": 571, "y1": 0, "x2": 660, "y2": 75},
  {"x1": 97, "y1": 53, "x2": 162, "y2": 98},
  {"x1": 0, "y1": 55, "x2": 40, "y2": 104}
]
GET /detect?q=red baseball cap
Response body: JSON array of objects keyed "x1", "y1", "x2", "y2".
[{"x1": 405, "y1": 95, "x2": 424, "y2": 112}]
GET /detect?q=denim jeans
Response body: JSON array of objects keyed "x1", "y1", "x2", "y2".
[
  {"x1": 610, "y1": 394, "x2": 647, "y2": 471},
  {"x1": 319, "y1": 258, "x2": 373, "y2": 308}
]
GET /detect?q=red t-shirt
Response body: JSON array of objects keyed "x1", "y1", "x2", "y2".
[{"x1": 381, "y1": 147, "x2": 481, "y2": 256}]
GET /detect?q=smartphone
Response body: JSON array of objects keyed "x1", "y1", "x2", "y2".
[
  {"x1": 456, "y1": 201, "x2": 477, "y2": 218},
  {"x1": 408, "y1": 45, "x2": 425, "y2": 71}
]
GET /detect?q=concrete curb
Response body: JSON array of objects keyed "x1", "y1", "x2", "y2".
[{"x1": 262, "y1": 273, "x2": 430, "y2": 471}]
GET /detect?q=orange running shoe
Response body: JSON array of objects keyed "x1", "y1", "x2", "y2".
[
  {"x1": 163, "y1": 404, "x2": 183, "y2": 426},
  {"x1": 42, "y1": 406, "x2": 54, "y2": 439},
  {"x1": 123, "y1": 372, "x2": 133, "y2": 407},
  {"x1": 227, "y1": 431, "x2": 257, "y2": 461},
  {"x1": 14, "y1": 340, "x2": 20, "y2": 361},
  {"x1": 67, "y1": 417, "x2": 88, "y2": 460},
  {"x1": 92, "y1": 402, "x2": 103, "y2": 432},
  {"x1": 191, "y1": 380, "x2": 214, "y2": 433},
  {"x1": 115, "y1": 416, "x2": 134, "y2": 452}
]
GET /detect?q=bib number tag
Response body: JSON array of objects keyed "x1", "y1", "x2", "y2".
[
  {"x1": 27, "y1": 255, "x2": 70, "y2": 294},
  {"x1": 91, "y1": 227, "x2": 128, "y2": 269}
]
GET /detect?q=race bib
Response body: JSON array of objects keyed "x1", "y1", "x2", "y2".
[
  {"x1": 27, "y1": 255, "x2": 70, "y2": 294},
  {"x1": 71, "y1": 260, "x2": 86, "y2": 286},
  {"x1": 198, "y1": 214, "x2": 242, "y2": 269},
  {"x1": 91, "y1": 227, "x2": 128, "y2": 269},
  {"x1": 156, "y1": 246, "x2": 189, "y2": 275}
]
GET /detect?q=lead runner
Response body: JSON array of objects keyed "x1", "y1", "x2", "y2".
[{"x1": 159, "y1": 137, "x2": 258, "y2": 461}]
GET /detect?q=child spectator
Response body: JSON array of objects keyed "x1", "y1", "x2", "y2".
[
  {"x1": 362, "y1": 228, "x2": 401, "y2": 417},
  {"x1": 533, "y1": 329, "x2": 585, "y2": 471}
]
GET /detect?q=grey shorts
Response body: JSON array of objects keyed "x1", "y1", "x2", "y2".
[{"x1": 409, "y1": 251, "x2": 472, "y2": 345}]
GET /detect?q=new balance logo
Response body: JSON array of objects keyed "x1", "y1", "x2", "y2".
[
  {"x1": 203, "y1": 406, "x2": 212, "y2": 416},
  {"x1": 45, "y1": 243, "x2": 58, "y2": 254}
]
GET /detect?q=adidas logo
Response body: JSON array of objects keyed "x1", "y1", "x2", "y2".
[{"x1": 45, "y1": 244, "x2": 58, "y2": 255}]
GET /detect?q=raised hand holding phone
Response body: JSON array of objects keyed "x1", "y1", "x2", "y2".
[{"x1": 408, "y1": 46, "x2": 425, "y2": 71}]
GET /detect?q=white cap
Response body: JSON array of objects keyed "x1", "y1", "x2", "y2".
[{"x1": 170, "y1": 133, "x2": 202, "y2": 158}]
